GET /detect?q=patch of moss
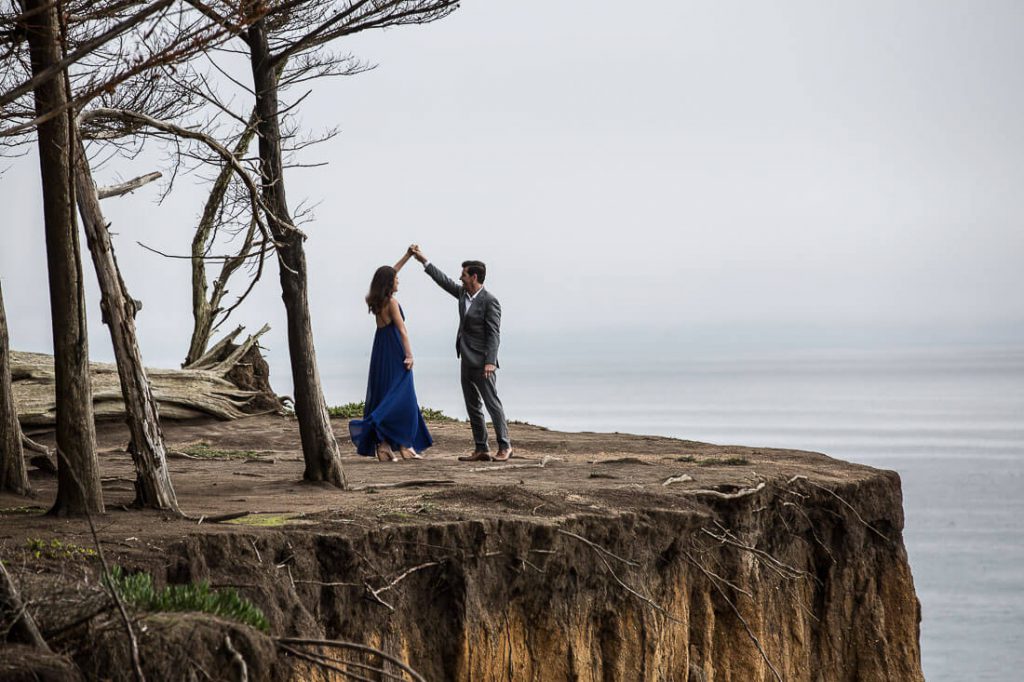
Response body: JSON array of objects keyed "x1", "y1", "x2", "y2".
[
  {"x1": 0, "y1": 505, "x2": 45, "y2": 516},
  {"x1": 181, "y1": 442, "x2": 265, "y2": 460},
  {"x1": 699, "y1": 456, "x2": 750, "y2": 467},
  {"x1": 26, "y1": 538, "x2": 97, "y2": 561}
]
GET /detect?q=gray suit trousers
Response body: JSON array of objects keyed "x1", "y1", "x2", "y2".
[{"x1": 461, "y1": 361, "x2": 510, "y2": 452}]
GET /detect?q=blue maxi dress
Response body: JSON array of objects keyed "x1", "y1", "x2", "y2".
[{"x1": 349, "y1": 308, "x2": 433, "y2": 456}]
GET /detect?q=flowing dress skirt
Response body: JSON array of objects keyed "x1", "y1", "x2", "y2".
[{"x1": 349, "y1": 322, "x2": 433, "y2": 456}]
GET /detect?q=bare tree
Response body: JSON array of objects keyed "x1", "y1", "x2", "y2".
[
  {"x1": 4, "y1": 1, "x2": 460, "y2": 497},
  {"x1": 0, "y1": 280, "x2": 31, "y2": 496},
  {"x1": 21, "y1": 0, "x2": 103, "y2": 515},
  {"x1": 233, "y1": 0, "x2": 459, "y2": 487},
  {"x1": 182, "y1": 108, "x2": 264, "y2": 367},
  {"x1": 73, "y1": 131, "x2": 179, "y2": 511},
  {"x1": 2, "y1": 2, "x2": 281, "y2": 513}
]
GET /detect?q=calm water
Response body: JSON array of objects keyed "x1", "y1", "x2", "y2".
[{"x1": 315, "y1": 342, "x2": 1024, "y2": 681}]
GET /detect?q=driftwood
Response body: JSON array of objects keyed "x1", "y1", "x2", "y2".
[{"x1": 11, "y1": 327, "x2": 281, "y2": 426}]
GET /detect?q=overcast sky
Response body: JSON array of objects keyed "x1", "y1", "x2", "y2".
[{"x1": 2, "y1": 1, "x2": 1023, "y2": 393}]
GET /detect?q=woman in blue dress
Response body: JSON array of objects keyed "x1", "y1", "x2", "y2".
[{"x1": 349, "y1": 250, "x2": 433, "y2": 462}]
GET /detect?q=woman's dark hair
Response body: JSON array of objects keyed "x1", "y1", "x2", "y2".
[
  {"x1": 366, "y1": 265, "x2": 396, "y2": 314},
  {"x1": 462, "y1": 260, "x2": 486, "y2": 283}
]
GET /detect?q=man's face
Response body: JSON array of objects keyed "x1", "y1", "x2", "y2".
[{"x1": 460, "y1": 267, "x2": 478, "y2": 290}]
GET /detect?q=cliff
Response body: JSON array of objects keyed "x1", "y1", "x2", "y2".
[{"x1": 0, "y1": 416, "x2": 922, "y2": 681}]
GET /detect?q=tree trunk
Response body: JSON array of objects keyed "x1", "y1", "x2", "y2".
[
  {"x1": 23, "y1": 0, "x2": 103, "y2": 515},
  {"x1": 246, "y1": 20, "x2": 345, "y2": 488},
  {"x1": 0, "y1": 281, "x2": 31, "y2": 495},
  {"x1": 73, "y1": 134, "x2": 178, "y2": 512},
  {"x1": 184, "y1": 109, "x2": 260, "y2": 367}
]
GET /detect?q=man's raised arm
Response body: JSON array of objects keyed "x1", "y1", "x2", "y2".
[{"x1": 410, "y1": 244, "x2": 462, "y2": 299}]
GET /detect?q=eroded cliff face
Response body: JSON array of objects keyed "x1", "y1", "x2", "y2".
[
  {"x1": 117, "y1": 474, "x2": 919, "y2": 681},
  {"x1": 1, "y1": 419, "x2": 922, "y2": 681}
]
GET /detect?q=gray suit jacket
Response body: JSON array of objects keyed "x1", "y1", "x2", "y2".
[{"x1": 425, "y1": 263, "x2": 501, "y2": 368}]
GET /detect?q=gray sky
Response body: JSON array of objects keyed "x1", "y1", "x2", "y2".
[{"x1": 2, "y1": 1, "x2": 1023, "y2": 392}]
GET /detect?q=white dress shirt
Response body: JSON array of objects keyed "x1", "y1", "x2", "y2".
[{"x1": 464, "y1": 286, "x2": 484, "y2": 313}]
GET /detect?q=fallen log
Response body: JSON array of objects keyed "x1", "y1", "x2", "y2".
[{"x1": 11, "y1": 328, "x2": 284, "y2": 426}]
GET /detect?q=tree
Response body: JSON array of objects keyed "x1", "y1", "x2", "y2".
[
  {"x1": 182, "y1": 109, "x2": 264, "y2": 367},
  {"x1": 5, "y1": 0, "x2": 461, "y2": 496},
  {"x1": 0, "y1": 280, "x2": 30, "y2": 496},
  {"x1": 244, "y1": 20, "x2": 345, "y2": 486},
  {"x1": 73, "y1": 131, "x2": 179, "y2": 511},
  {"x1": 235, "y1": 0, "x2": 459, "y2": 488},
  {"x1": 21, "y1": 0, "x2": 103, "y2": 514},
  {"x1": 3, "y1": 1, "x2": 269, "y2": 513}
]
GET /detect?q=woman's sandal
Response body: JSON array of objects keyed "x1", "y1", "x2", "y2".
[{"x1": 376, "y1": 445, "x2": 399, "y2": 462}]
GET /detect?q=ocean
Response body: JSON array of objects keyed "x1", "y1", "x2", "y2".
[{"x1": 314, "y1": 341, "x2": 1024, "y2": 681}]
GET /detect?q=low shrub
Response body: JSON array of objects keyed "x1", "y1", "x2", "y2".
[{"x1": 108, "y1": 567, "x2": 269, "y2": 632}]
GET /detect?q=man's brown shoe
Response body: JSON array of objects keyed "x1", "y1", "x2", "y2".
[
  {"x1": 493, "y1": 448, "x2": 513, "y2": 462},
  {"x1": 458, "y1": 451, "x2": 492, "y2": 462}
]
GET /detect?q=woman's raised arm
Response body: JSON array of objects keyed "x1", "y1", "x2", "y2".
[{"x1": 393, "y1": 248, "x2": 414, "y2": 272}]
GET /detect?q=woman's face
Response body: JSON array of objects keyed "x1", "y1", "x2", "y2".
[{"x1": 393, "y1": 275, "x2": 399, "y2": 294}]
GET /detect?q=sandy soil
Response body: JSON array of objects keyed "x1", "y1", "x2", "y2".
[{"x1": 0, "y1": 414, "x2": 881, "y2": 542}]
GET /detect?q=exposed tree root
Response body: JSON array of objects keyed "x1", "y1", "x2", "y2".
[
  {"x1": 0, "y1": 559, "x2": 51, "y2": 650},
  {"x1": 276, "y1": 638, "x2": 426, "y2": 682},
  {"x1": 682, "y1": 547, "x2": 784, "y2": 682},
  {"x1": 684, "y1": 481, "x2": 766, "y2": 499},
  {"x1": 789, "y1": 475, "x2": 891, "y2": 543}
]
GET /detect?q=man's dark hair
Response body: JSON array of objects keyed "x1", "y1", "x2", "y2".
[{"x1": 462, "y1": 260, "x2": 486, "y2": 284}]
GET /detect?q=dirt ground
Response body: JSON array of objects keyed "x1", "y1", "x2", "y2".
[
  {"x1": 0, "y1": 414, "x2": 881, "y2": 542},
  {"x1": 0, "y1": 416, "x2": 918, "y2": 682}
]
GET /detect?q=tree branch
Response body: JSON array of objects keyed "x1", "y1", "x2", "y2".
[{"x1": 97, "y1": 171, "x2": 162, "y2": 198}]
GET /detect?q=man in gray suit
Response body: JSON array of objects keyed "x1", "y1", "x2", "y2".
[{"x1": 409, "y1": 245, "x2": 512, "y2": 461}]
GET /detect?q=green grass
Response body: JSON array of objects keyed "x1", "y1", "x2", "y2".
[
  {"x1": 26, "y1": 538, "x2": 97, "y2": 561},
  {"x1": 181, "y1": 442, "x2": 264, "y2": 460},
  {"x1": 419, "y1": 406, "x2": 457, "y2": 422},
  {"x1": 329, "y1": 402, "x2": 458, "y2": 422},
  {"x1": 108, "y1": 567, "x2": 268, "y2": 632},
  {"x1": 508, "y1": 419, "x2": 545, "y2": 429},
  {"x1": 327, "y1": 402, "x2": 365, "y2": 418},
  {"x1": 699, "y1": 456, "x2": 750, "y2": 467}
]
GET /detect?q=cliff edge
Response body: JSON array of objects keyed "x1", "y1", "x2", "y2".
[{"x1": 0, "y1": 416, "x2": 922, "y2": 681}]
